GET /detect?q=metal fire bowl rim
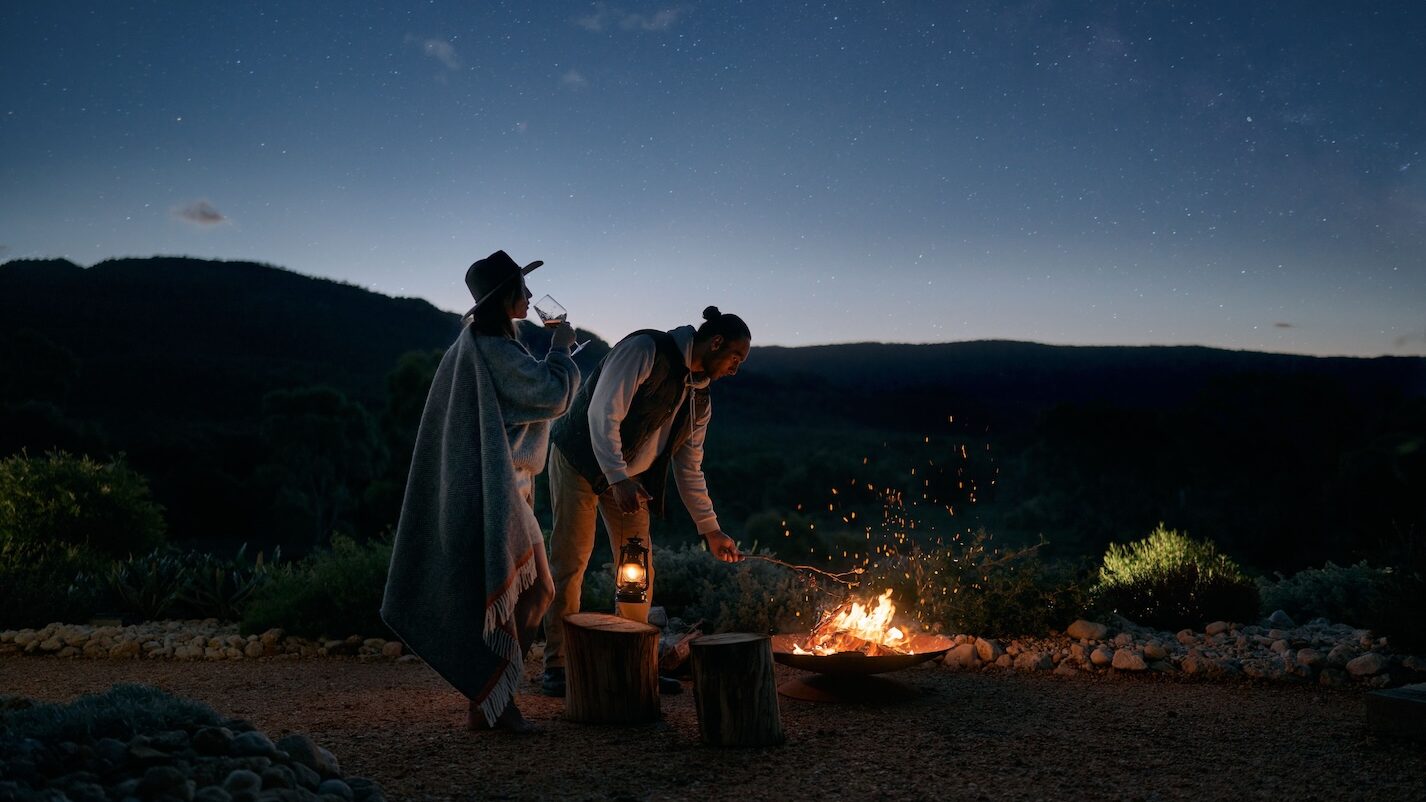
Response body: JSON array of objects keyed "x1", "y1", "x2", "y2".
[{"x1": 769, "y1": 632, "x2": 955, "y2": 675}]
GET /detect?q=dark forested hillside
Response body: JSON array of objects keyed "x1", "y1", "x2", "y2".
[{"x1": 3, "y1": 256, "x2": 1423, "y2": 573}]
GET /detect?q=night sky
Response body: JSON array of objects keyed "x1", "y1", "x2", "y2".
[{"x1": 3, "y1": 2, "x2": 1423, "y2": 356}]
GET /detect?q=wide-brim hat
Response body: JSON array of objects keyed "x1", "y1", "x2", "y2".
[{"x1": 464, "y1": 250, "x2": 542, "y2": 317}]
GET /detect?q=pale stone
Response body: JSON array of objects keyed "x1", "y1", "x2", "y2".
[
  {"x1": 1143, "y1": 641, "x2": 1167, "y2": 661},
  {"x1": 1347, "y1": 653, "x2": 1387, "y2": 677},
  {"x1": 1069, "y1": 643, "x2": 1089, "y2": 664},
  {"x1": 260, "y1": 628, "x2": 285, "y2": 647},
  {"x1": 1066, "y1": 620, "x2": 1108, "y2": 641},
  {"x1": 974, "y1": 638, "x2": 1003, "y2": 662},
  {"x1": 108, "y1": 640, "x2": 141, "y2": 658},
  {"x1": 994, "y1": 654, "x2": 1013, "y2": 669},
  {"x1": 1205, "y1": 621, "x2": 1231, "y2": 636},
  {"x1": 1296, "y1": 648, "x2": 1324, "y2": 668},
  {"x1": 1111, "y1": 649, "x2": 1147, "y2": 671},
  {"x1": 943, "y1": 643, "x2": 979, "y2": 670},
  {"x1": 1270, "y1": 639, "x2": 1290, "y2": 654},
  {"x1": 1176, "y1": 629, "x2": 1196, "y2": 646},
  {"x1": 1014, "y1": 651, "x2": 1053, "y2": 671},
  {"x1": 381, "y1": 641, "x2": 404, "y2": 658},
  {"x1": 1149, "y1": 660, "x2": 1178, "y2": 673},
  {"x1": 1112, "y1": 632, "x2": 1134, "y2": 648},
  {"x1": 1053, "y1": 661, "x2": 1079, "y2": 676},
  {"x1": 1090, "y1": 646, "x2": 1114, "y2": 667},
  {"x1": 244, "y1": 641, "x2": 265, "y2": 658}
]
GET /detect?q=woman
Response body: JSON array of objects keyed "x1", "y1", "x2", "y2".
[{"x1": 382, "y1": 250, "x2": 579, "y2": 733}]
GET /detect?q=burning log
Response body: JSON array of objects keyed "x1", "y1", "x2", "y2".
[
  {"x1": 690, "y1": 633, "x2": 784, "y2": 747},
  {"x1": 791, "y1": 589, "x2": 910, "y2": 656},
  {"x1": 562, "y1": 612, "x2": 659, "y2": 724}
]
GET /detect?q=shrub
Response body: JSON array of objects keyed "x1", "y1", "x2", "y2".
[
  {"x1": 241, "y1": 534, "x2": 391, "y2": 639},
  {"x1": 861, "y1": 530, "x2": 1090, "y2": 637},
  {"x1": 106, "y1": 548, "x2": 192, "y2": 620},
  {"x1": 0, "y1": 684, "x2": 221, "y2": 742},
  {"x1": 0, "y1": 540, "x2": 105, "y2": 629},
  {"x1": 177, "y1": 543, "x2": 281, "y2": 621},
  {"x1": 581, "y1": 543, "x2": 815, "y2": 633},
  {"x1": 1093, "y1": 524, "x2": 1259, "y2": 630},
  {"x1": 1260, "y1": 561, "x2": 1426, "y2": 652},
  {"x1": 0, "y1": 451, "x2": 165, "y2": 559}
]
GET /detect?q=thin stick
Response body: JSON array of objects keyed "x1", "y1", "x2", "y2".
[{"x1": 737, "y1": 553, "x2": 863, "y2": 587}]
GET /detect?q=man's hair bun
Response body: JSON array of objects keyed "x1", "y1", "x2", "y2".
[{"x1": 703, "y1": 306, "x2": 722, "y2": 321}]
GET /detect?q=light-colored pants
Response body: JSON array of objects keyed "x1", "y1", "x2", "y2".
[{"x1": 542, "y1": 444, "x2": 654, "y2": 670}]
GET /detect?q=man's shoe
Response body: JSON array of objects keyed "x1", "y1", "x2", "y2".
[
  {"x1": 540, "y1": 668, "x2": 566, "y2": 697},
  {"x1": 658, "y1": 675, "x2": 683, "y2": 695}
]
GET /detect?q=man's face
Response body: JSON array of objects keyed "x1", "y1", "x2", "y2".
[{"x1": 703, "y1": 336, "x2": 750, "y2": 381}]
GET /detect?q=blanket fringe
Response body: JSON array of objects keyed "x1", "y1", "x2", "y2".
[{"x1": 475, "y1": 548, "x2": 540, "y2": 725}]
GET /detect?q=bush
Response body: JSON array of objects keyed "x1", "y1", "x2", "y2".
[
  {"x1": 106, "y1": 548, "x2": 192, "y2": 620},
  {"x1": 861, "y1": 530, "x2": 1089, "y2": 637},
  {"x1": 1093, "y1": 524, "x2": 1259, "y2": 630},
  {"x1": 0, "y1": 684, "x2": 221, "y2": 742},
  {"x1": 0, "y1": 451, "x2": 165, "y2": 559},
  {"x1": 0, "y1": 539, "x2": 104, "y2": 629},
  {"x1": 241, "y1": 534, "x2": 391, "y2": 639},
  {"x1": 177, "y1": 543, "x2": 281, "y2": 621},
  {"x1": 1260, "y1": 561, "x2": 1426, "y2": 652},
  {"x1": 582, "y1": 543, "x2": 815, "y2": 633}
]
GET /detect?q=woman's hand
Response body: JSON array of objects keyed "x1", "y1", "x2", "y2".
[{"x1": 550, "y1": 321, "x2": 577, "y2": 349}]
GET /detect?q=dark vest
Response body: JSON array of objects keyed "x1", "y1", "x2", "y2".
[{"x1": 550, "y1": 329, "x2": 710, "y2": 517}]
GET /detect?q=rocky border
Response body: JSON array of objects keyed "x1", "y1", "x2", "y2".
[
  {"x1": 942, "y1": 610, "x2": 1426, "y2": 687},
  {"x1": 0, "y1": 622, "x2": 412, "y2": 664}
]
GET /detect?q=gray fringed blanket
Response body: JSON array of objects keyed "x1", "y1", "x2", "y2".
[{"x1": 382, "y1": 328, "x2": 578, "y2": 725}]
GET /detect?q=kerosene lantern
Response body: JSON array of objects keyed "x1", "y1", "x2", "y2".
[{"x1": 615, "y1": 537, "x2": 650, "y2": 604}]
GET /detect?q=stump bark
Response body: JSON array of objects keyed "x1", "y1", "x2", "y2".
[
  {"x1": 562, "y1": 612, "x2": 660, "y2": 724},
  {"x1": 690, "y1": 633, "x2": 784, "y2": 747}
]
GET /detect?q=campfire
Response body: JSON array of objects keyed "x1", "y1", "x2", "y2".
[{"x1": 790, "y1": 589, "x2": 910, "y2": 657}]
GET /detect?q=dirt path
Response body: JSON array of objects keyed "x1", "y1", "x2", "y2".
[{"x1": 2, "y1": 656, "x2": 1421, "y2": 801}]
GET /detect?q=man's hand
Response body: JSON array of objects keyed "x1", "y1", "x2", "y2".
[
  {"x1": 703, "y1": 529, "x2": 742, "y2": 563},
  {"x1": 608, "y1": 478, "x2": 652, "y2": 514},
  {"x1": 550, "y1": 321, "x2": 577, "y2": 349}
]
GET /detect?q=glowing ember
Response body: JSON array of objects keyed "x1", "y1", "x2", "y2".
[{"x1": 791, "y1": 589, "x2": 910, "y2": 656}]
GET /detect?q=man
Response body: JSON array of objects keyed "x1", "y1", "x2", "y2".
[{"x1": 541, "y1": 305, "x2": 750, "y2": 696}]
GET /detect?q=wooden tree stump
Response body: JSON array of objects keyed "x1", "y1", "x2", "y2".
[
  {"x1": 690, "y1": 633, "x2": 785, "y2": 747},
  {"x1": 562, "y1": 612, "x2": 660, "y2": 724}
]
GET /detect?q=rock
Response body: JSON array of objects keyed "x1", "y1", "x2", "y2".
[
  {"x1": 1053, "y1": 661, "x2": 1079, "y2": 676},
  {"x1": 380, "y1": 641, "x2": 404, "y2": 659},
  {"x1": 1143, "y1": 641, "x2": 1167, "y2": 661},
  {"x1": 1270, "y1": 639, "x2": 1290, "y2": 654},
  {"x1": 108, "y1": 640, "x2": 142, "y2": 659},
  {"x1": 1296, "y1": 649, "x2": 1324, "y2": 668},
  {"x1": 261, "y1": 765, "x2": 296, "y2": 790},
  {"x1": 138, "y1": 765, "x2": 194, "y2": 801},
  {"x1": 224, "y1": 770, "x2": 263, "y2": 795},
  {"x1": 276, "y1": 734, "x2": 341, "y2": 777},
  {"x1": 396, "y1": 654, "x2": 421, "y2": 664},
  {"x1": 291, "y1": 761, "x2": 322, "y2": 791},
  {"x1": 317, "y1": 780, "x2": 354, "y2": 801},
  {"x1": 193, "y1": 727, "x2": 234, "y2": 757},
  {"x1": 1112, "y1": 632, "x2": 1134, "y2": 648},
  {"x1": 994, "y1": 653, "x2": 1013, "y2": 669},
  {"x1": 1068, "y1": 642, "x2": 1089, "y2": 664},
  {"x1": 974, "y1": 638, "x2": 1003, "y2": 662},
  {"x1": 1149, "y1": 660, "x2": 1178, "y2": 673},
  {"x1": 232, "y1": 731, "x2": 279, "y2": 758},
  {"x1": 244, "y1": 641, "x2": 265, "y2": 659},
  {"x1": 1205, "y1": 621, "x2": 1231, "y2": 636},
  {"x1": 1327, "y1": 644, "x2": 1356, "y2": 668},
  {"x1": 194, "y1": 786, "x2": 233, "y2": 802},
  {"x1": 1089, "y1": 646, "x2": 1114, "y2": 667},
  {"x1": 39, "y1": 637, "x2": 63, "y2": 652},
  {"x1": 1111, "y1": 649, "x2": 1147, "y2": 671},
  {"x1": 1267, "y1": 610, "x2": 1296, "y2": 628},
  {"x1": 942, "y1": 643, "x2": 979, "y2": 670},
  {"x1": 1176, "y1": 629, "x2": 1196, "y2": 646},
  {"x1": 1065, "y1": 620, "x2": 1108, "y2": 641},
  {"x1": 1347, "y1": 652, "x2": 1387, "y2": 677},
  {"x1": 1014, "y1": 651, "x2": 1053, "y2": 671}
]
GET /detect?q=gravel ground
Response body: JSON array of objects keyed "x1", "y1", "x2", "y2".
[{"x1": 3, "y1": 655, "x2": 1423, "y2": 801}]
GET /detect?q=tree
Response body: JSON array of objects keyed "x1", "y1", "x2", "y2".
[{"x1": 257, "y1": 386, "x2": 383, "y2": 550}]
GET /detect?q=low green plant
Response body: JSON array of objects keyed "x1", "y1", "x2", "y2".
[
  {"x1": 106, "y1": 548, "x2": 192, "y2": 620},
  {"x1": 0, "y1": 539, "x2": 104, "y2": 629},
  {"x1": 177, "y1": 543, "x2": 281, "y2": 621},
  {"x1": 1093, "y1": 524, "x2": 1258, "y2": 630},
  {"x1": 0, "y1": 684, "x2": 221, "y2": 742},
  {"x1": 1260, "y1": 560, "x2": 1426, "y2": 652},
  {"x1": 240, "y1": 534, "x2": 391, "y2": 639},
  {"x1": 0, "y1": 451, "x2": 166, "y2": 559}
]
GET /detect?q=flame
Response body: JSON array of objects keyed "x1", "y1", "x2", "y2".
[{"x1": 791, "y1": 589, "x2": 909, "y2": 656}]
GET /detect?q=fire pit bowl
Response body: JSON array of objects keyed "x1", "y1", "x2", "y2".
[
  {"x1": 770, "y1": 632, "x2": 954, "y2": 674},
  {"x1": 769, "y1": 632, "x2": 955, "y2": 703}
]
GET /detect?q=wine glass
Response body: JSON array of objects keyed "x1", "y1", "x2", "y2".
[{"x1": 532, "y1": 295, "x2": 588, "y2": 355}]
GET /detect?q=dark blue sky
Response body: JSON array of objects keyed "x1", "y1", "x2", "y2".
[{"x1": 3, "y1": 2, "x2": 1422, "y2": 355}]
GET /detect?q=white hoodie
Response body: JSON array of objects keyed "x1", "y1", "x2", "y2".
[{"x1": 587, "y1": 325, "x2": 719, "y2": 534}]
